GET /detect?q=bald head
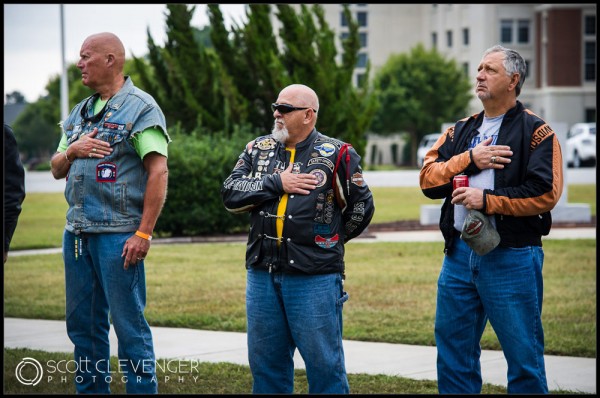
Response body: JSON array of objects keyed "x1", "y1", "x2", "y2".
[
  {"x1": 78, "y1": 32, "x2": 127, "y2": 97},
  {"x1": 82, "y1": 32, "x2": 126, "y2": 71},
  {"x1": 278, "y1": 84, "x2": 319, "y2": 112}
]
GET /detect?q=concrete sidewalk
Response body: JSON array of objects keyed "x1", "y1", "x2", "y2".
[{"x1": 4, "y1": 317, "x2": 596, "y2": 393}]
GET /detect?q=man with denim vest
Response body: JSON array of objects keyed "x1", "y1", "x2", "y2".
[
  {"x1": 50, "y1": 32, "x2": 170, "y2": 394},
  {"x1": 420, "y1": 45, "x2": 563, "y2": 393}
]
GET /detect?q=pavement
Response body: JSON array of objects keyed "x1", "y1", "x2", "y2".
[
  {"x1": 5, "y1": 227, "x2": 597, "y2": 393},
  {"x1": 4, "y1": 317, "x2": 596, "y2": 394}
]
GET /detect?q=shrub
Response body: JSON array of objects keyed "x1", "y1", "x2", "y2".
[{"x1": 156, "y1": 125, "x2": 256, "y2": 237}]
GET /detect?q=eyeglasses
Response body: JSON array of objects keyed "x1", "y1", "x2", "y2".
[
  {"x1": 80, "y1": 94, "x2": 109, "y2": 124},
  {"x1": 271, "y1": 103, "x2": 317, "y2": 114}
]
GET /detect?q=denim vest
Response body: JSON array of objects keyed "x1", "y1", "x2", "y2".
[{"x1": 62, "y1": 77, "x2": 168, "y2": 234}]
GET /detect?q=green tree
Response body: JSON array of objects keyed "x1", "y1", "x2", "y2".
[
  {"x1": 133, "y1": 4, "x2": 248, "y2": 134},
  {"x1": 5, "y1": 91, "x2": 26, "y2": 104},
  {"x1": 370, "y1": 44, "x2": 472, "y2": 166},
  {"x1": 206, "y1": 4, "x2": 377, "y2": 155}
]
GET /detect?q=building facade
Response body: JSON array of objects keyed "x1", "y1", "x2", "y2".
[{"x1": 276, "y1": 4, "x2": 596, "y2": 165}]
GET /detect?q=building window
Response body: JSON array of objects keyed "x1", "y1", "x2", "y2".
[
  {"x1": 357, "y1": 11, "x2": 368, "y2": 27},
  {"x1": 341, "y1": 12, "x2": 348, "y2": 27},
  {"x1": 462, "y1": 28, "x2": 469, "y2": 46},
  {"x1": 359, "y1": 32, "x2": 367, "y2": 48},
  {"x1": 340, "y1": 32, "x2": 349, "y2": 41},
  {"x1": 584, "y1": 14, "x2": 596, "y2": 35},
  {"x1": 500, "y1": 19, "x2": 512, "y2": 43},
  {"x1": 446, "y1": 30, "x2": 452, "y2": 48},
  {"x1": 584, "y1": 14, "x2": 596, "y2": 82},
  {"x1": 584, "y1": 108, "x2": 596, "y2": 123},
  {"x1": 357, "y1": 53, "x2": 368, "y2": 68},
  {"x1": 584, "y1": 41, "x2": 596, "y2": 81},
  {"x1": 356, "y1": 73, "x2": 367, "y2": 88},
  {"x1": 517, "y1": 20, "x2": 530, "y2": 44},
  {"x1": 432, "y1": 32, "x2": 437, "y2": 49},
  {"x1": 500, "y1": 19, "x2": 530, "y2": 44},
  {"x1": 524, "y1": 60, "x2": 531, "y2": 79},
  {"x1": 462, "y1": 62, "x2": 469, "y2": 77}
]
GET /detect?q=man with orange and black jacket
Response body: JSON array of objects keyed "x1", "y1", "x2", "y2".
[
  {"x1": 420, "y1": 45, "x2": 563, "y2": 394},
  {"x1": 222, "y1": 84, "x2": 374, "y2": 394}
]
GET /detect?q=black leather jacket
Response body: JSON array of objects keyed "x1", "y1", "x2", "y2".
[
  {"x1": 420, "y1": 101, "x2": 563, "y2": 254},
  {"x1": 4, "y1": 124, "x2": 26, "y2": 253},
  {"x1": 222, "y1": 128, "x2": 375, "y2": 275}
]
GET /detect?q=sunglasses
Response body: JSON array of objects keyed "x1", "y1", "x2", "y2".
[{"x1": 271, "y1": 103, "x2": 317, "y2": 114}]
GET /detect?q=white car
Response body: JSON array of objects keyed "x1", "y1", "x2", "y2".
[
  {"x1": 566, "y1": 123, "x2": 596, "y2": 168},
  {"x1": 417, "y1": 133, "x2": 442, "y2": 168}
]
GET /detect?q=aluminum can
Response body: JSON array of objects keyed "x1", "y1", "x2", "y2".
[{"x1": 453, "y1": 174, "x2": 469, "y2": 190}]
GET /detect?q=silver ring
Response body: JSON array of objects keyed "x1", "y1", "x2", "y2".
[
  {"x1": 88, "y1": 153, "x2": 93, "y2": 158},
  {"x1": 491, "y1": 156, "x2": 496, "y2": 164},
  {"x1": 92, "y1": 147, "x2": 97, "y2": 152}
]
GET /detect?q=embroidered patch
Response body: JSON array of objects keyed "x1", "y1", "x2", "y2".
[
  {"x1": 256, "y1": 138, "x2": 277, "y2": 150},
  {"x1": 307, "y1": 157, "x2": 334, "y2": 171},
  {"x1": 292, "y1": 162, "x2": 302, "y2": 174},
  {"x1": 313, "y1": 223, "x2": 331, "y2": 235},
  {"x1": 314, "y1": 143, "x2": 335, "y2": 157},
  {"x1": 351, "y1": 172, "x2": 365, "y2": 187},
  {"x1": 103, "y1": 122, "x2": 125, "y2": 130},
  {"x1": 315, "y1": 234, "x2": 339, "y2": 249},
  {"x1": 96, "y1": 162, "x2": 117, "y2": 182},
  {"x1": 309, "y1": 169, "x2": 327, "y2": 187},
  {"x1": 234, "y1": 159, "x2": 245, "y2": 170}
]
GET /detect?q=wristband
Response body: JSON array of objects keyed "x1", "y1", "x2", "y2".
[
  {"x1": 64, "y1": 150, "x2": 73, "y2": 164},
  {"x1": 135, "y1": 230, "x2": 153, "y2": 241}
]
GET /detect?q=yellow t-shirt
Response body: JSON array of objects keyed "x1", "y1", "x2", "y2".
[{"x1": 276, "y1": 148, "x2": 296, "y2": 243}]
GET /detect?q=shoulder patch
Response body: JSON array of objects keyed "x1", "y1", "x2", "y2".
[{"x1": 530, "y1": 124, "x2": 554, "y2": 152}]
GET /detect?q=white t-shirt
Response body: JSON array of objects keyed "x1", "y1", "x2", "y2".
[{"x1": 454, "y1": 114, "x2": 504, "y2": 231}]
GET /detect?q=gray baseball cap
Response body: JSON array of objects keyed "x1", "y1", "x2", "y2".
[{"x1": 461, "y1": 209, "x2": 500, "y2": 256}]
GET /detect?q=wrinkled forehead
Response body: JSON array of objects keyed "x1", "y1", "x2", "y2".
[{"x1": 480, "y1": 51, "x2": 505, "y2": 68}]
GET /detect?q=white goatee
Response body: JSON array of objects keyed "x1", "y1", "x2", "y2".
[{"x1": 271, "y1": 121, "x2": 289, "y2": 144}]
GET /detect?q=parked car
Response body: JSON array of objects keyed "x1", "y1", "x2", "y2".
[
  {"x1": 566, "y1": 122, "x2": 596, "y2": 168},
  {"x1": 417, "y1": 133, "x2": 442, "y2": 168}
]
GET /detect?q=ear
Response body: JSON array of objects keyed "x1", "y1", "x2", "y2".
[
  {"x1": 106, "y1": 53, "x2": 115, "y2": 67},
  {"x1": 508, "y1": 73, "x2": 520, "y2": 92},
  {"x1": 303, "y1": 108, "x2": 315, "y2": 125}
]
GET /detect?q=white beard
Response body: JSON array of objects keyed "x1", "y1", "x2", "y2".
[{"x1": 271, "y1": 121, "x2": 289, "y2": 144}]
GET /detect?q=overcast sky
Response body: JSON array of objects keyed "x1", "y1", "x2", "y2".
[{"x1": 3, "y1": 4, "x2": 248, "y2": 104}]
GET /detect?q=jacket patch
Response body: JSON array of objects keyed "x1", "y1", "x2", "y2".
[
  {"x1": 315, "y1": 234, "x2": 339, "y2": 249},
  {"x1": 96, "y1": 162, "x2": 117, "y2": 182},
  {"x1": 309, "y1": 169, "x2": 327, "y2": 187},
  {"x1": 313, "y1": 223, "x2": 331, "y2": 234},
  {"x1": 233, "y1": 159, "x2": 245, "y2": 170},
  {"x1": 103, "y1": 122, "x2": 125, "y2": 130},
  {"x1": 530, "y1": 124, "x2": 554, "y2": 151},
  {"x1": 351, "y1": 172, "x2": 365, "y2": 187},
  {"x1": 307, "y1": 157, "x2": 334, "y2": 171},
  {"x1": 314, "y1": 143, "x2": 335, "y2": 157},
  {"x1": 256, "y1": 137, "x2": 277, "y2": 150}
]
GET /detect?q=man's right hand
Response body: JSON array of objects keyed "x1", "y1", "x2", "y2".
[{"x1": 279, "y1": 163, "x2": 318, "y2": 195}]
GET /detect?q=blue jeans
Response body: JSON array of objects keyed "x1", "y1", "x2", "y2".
[
  {"x1": 63, "y1": 230, "x2": 157, "y2": 394},
  {"x1": 435, "y1": 237, "x2": 548, "y2": 394},
  {"x1": 246, "y1": 268, "x2": 350, "y2": 394}
]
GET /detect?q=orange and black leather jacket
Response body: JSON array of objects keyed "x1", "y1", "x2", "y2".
[{"x1": 420, "y1": 101, "x2": 563, "y2": 253}]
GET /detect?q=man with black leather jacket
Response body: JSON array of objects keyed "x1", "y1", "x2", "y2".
[
  {"x1": 420, "y1": 45, "x2": 563, "y2": 394},
  {"x1": 222, "y1": 83, "x2": 374, "y2": 394},
  {"x1": 4, "y1": 124, "x2": 26, "y2": 263}
]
